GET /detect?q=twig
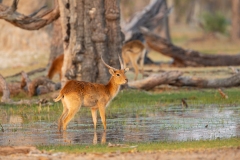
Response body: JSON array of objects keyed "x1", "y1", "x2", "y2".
[
  {"x1": 0, "y1": 74, "x2": 12, "y2": 103},
  {"x1": 181, "y1": 98, "x2": 188, "y2": 108},
  {"x1": 5, "y1": 68, "x2": 46, "y2": 79},
  {"x1": 0, "y1": 123, "x2": 4, "y2": 132}
]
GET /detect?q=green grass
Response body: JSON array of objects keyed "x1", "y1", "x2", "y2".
[
  {"x1": 3, "y1": 87, "x2": 240, "y2": 119},
  {"x1": 37, "y1": 137, "x2": 240, "y2": 153},
  {"x1": 112, "y1": 87, "x2": 240, "y2": 107}
]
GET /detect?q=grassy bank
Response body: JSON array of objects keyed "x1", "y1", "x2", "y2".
[
  {"x1": 37, "y1": 137, "x2": 240, "y2": 153},
  {"x1": 3, "y1": 87, "x2": 240, "y2": 118},
  {"x1": 2, "y1": 87, "x2": 239, "y2": 117}
]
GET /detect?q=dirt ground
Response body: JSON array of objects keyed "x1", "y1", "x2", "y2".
[{"x1": 0, "y1": 146, "x2": 239, "y2": 160}]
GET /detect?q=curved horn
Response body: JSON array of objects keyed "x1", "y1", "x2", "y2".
[
  {"x1": 118, "y1": 54, "x2": 124, "y2": 69},
  {"x1": 101, "y1": 56, "x2": 117, "y2": 70}
]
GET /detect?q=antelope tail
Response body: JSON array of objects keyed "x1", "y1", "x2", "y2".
[{"x1": 54, "y1": 93, "x2": 63, "y2": 102}]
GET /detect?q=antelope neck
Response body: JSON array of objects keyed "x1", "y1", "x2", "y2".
[{"x1": 105, "y1": 77, "x2": 120, "y2": 98}]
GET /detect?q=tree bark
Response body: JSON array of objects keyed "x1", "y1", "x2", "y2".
[
  {"x1": 59, "y1": 0, "x2": 123, "y2": 86},
  {"x1": 141, "y1": 28, "x2": 240, "y2": 67},
  {"x1": 104, "y1": 0, "x2": 123, "y2": 77},
  {"x1": 231, "y1": 0, "x2": 240, "y2": 41},
  {"x1": 0, "y1": 74, "x2": 11, "y2": 103},
  {"x1": 173, "y1": 73, "x2": 240, "y2": 88},
  {"x1": 48, "y1": 18, "x2": 63, "y2": 66}
]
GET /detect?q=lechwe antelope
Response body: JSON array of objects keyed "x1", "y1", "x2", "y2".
[
  {"x1": 47, "y1": 54, "x2": 64, "y2": 80},
  {"x1": 54, "y1": 56, "x2": 129, "y2": 131},
  {"x1": 122, "y1": 40, "x2": 146, "y2": 80}
]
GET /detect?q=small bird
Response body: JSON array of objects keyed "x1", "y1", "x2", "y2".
[
  {"x1": 218, "y1": 88, "x2": 228, "y2": 99},
  {"x1": 229, "y1": 66, "x2": 239, "y2": 74},
  {"x1": 181, "y1": 98, "x2": 188, "y2": 108}
]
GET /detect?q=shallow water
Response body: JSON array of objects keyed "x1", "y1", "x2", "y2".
[{"x1": 0, "y1": 104, "x2": 239, "y2": 146}]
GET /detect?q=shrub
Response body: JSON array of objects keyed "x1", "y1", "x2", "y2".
[{"x1": 200, "y1": 12, "x2": 228, "y2": 34}]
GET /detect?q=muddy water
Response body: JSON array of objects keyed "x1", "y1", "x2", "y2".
[{"x1": 0, "y1": 104, "x2": 239, "y2": 146}]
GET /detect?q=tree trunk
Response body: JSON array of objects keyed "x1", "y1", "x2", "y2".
[
  {"x1": 58, "y1": 0, "x2": 123, "y2": 86},
  {"x1": 231, "y1": 0, "x2": 240, "y2": 41},
  {"x1": 48, "y1": 18, "x2": 63, "y2": 66},
  {"x1": 141, "y1": 28, "x2": 240, "y2": 67}
]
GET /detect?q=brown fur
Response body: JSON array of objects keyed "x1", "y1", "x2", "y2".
[
  {"x1": 47, "y1": 54, "x2": 64, "y2": 80},
  {"x1": 54, "y1": 57, "x2": 129, "y2": 131},
  {"x1": 122, "y1": 40, "x2": 146, "y2": 80}
]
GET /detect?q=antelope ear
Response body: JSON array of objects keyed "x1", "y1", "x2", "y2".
[
  {"x1": 124, "y1": 68, "x2": 129, "y2": 72},
  {"x1": 109, "y1": 68, "x2": 115, "y2": 75}
]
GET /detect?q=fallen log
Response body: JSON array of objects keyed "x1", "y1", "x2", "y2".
[
  {"x1": 20, "y1": 72, "x2": 60, "y2": 97},
  {"x1": 128, "y1": 71, "x2": 183, "y2": 90},
  {"x1": 173, "y1": 72, "x2": 240, "y2": 88},
  {"x1": 128, "y1": 70, "x2": 240, "y2": 90},
  {"x1": 0, "y1": 72, "x2": 60, "y2": 104},
  {"x1": 141, "y1": 27, "x2": 240, "y2": 67},
  {"x1": 5, "y1": 67, "x2": 46, "y2": 79}
]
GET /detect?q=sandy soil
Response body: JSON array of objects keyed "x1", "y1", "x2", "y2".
[{"x1": 0, "y1": 146, "x2": 239, "y2": 160}]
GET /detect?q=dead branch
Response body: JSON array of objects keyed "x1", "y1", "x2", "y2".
[
  {"x1": 141, "y1": 27, "x2": 240, "y2": 67},
  {"x1": 5, "y1": 68, "x2": 46, "y2": 79},
  {"x1": 21, "y1": 71, "x2": 31, "y2": 91},
  {"x1": 0, "y1": 0, "x2": 59, "y2": 30},
  {"x1": 123, "y1": 0, "x2": 172, "y2": 42}
]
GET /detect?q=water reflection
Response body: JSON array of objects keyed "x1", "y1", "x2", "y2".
[
  {"x1": 0, "y1": 105, "x2": 239, "y2": 146},
  {"x1": 60, "y1": 130, "x2": 106, "y2": 145}
]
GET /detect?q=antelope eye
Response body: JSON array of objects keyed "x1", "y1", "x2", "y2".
[{"x1": 116, "y1": 74, "x2": 120, "y2": 76}]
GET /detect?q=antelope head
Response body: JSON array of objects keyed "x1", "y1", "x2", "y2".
[{"x1": 101, "y1": 55, "x2": 129, "y2": 85}]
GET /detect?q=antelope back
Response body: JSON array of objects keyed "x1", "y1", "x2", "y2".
[
  {"x1": 122, "y1": 40, "x2": 145, "y2": 57},
  {"x1": 47, "y1": 54, "x2": 64, "y2": 80}
]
